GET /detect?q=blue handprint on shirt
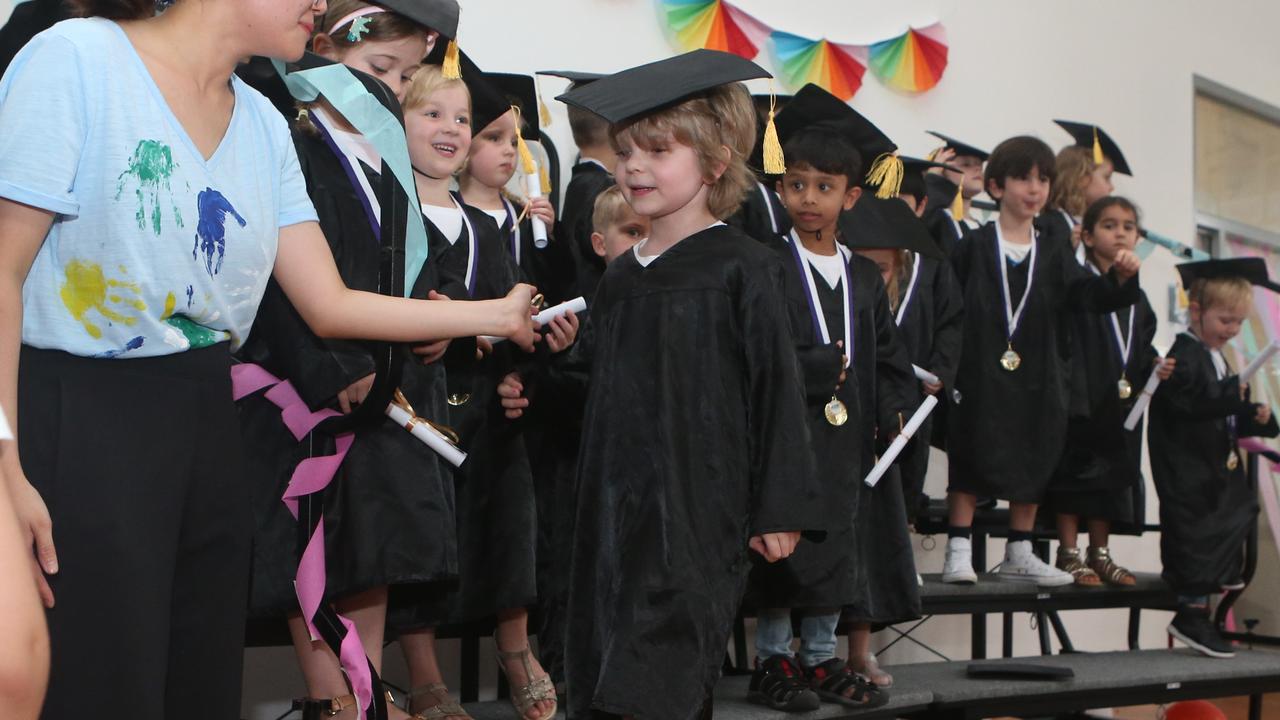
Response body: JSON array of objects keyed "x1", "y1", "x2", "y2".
[{"x1": 192, "y1": 188, "x2": 247, "y2": 276}]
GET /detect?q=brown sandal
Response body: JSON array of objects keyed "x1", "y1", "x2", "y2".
[
  {"x1": 495, "y1": 644, "x2": 558, "y2": 720},
  {"x1": 1056, "y1": 547, "x2": 1102, "y2": 586},
  {"x1": 407, "y1": 683, "x2": 473, "y2": 720},
  {"x1": 1088, "y1": 546, "x2": 1136, "y2": 586},
  {"x1": 292, "y1": 694, "x2": 357, "y2": 720}
]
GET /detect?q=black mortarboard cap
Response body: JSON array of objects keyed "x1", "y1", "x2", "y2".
[
  {"x1": 925, "y1": 131, "x2": 990, "y2": 162},
  {"x1": 1176, "y1": 257, "x2": 1280, "y2": 294},
  {"x1": 556, "y1": 49, "x2": 770, "y2": 125},
  {"x1": 774, "y1": 83, "x2": 896, "y2": 164},
  {"x1": 487, "y1": 72, "x2": 539, "y2": 139},
  {"x1": 538, "y1": 70, "x2": 608, "y2": 86},
  {"x1": 901, "y1": 155, "x2": 956, "y2": 178},
  {"x1": 373, "y1": 0, "x2": 460, "y2": 38},
  {"x1": 1054, "y1": 120, "x2": 1132, "y2": 176},
  {"x1": 840, "y1": 196, "x2": 945, "y2": 260},
  {"x1": 424, "y1": 44, "x2": 507, "y2": 132}
]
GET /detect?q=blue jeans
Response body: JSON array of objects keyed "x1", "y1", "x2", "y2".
[{"x1": 755, "y1": 608, "x2": 840, "y2": 667}]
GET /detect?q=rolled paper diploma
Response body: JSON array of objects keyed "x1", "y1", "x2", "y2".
[
  {"x1": 1240, "y1": 341, "x2": 1280, "y2": 385},
  {"x1": 482, "y1": 296, "x2": 588, "y2": 345},
  {"x1": 525, "y1": 172, "x2": 549, "y2": 248},
  {"x1": 385, "y1": 401, "x2": 467, "y2": 468},
  {"x1": 913, "y1": 365, "x2": 941, "y2": 386},
  {"x1": 1123, "y1": 357, "x2": 1166, "y2": 431},
  {"x1": 864, "y1": 394, "x2": 939, "y2": 488},
  {"x1": 0, "y1": 409, "x2": 10, "y2": 440}
]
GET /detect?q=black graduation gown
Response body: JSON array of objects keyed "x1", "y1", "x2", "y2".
[
  {"x1": 564, "y1": 226, "x2": 824, "y2": 720},
  {"x1": 494, "y1": 197, "x2": 576, "y2": 305},
  {"x1": 892, "y1": 253, "x2": 964, "y2": 520},
  {"x1": 238, "y1": 126, "x2": 456, "y2": 618},
  {"x1": 923, "y1": 173, "x2": 977, "y2": 257},
  {"x1": 424, "y1": 201, "x2": 540, "y2": 624},
  {"x1": 842, "y1": 253, "x2": 921, "y2": 627},
  {"x1": 1046, "y1": 289, "x2": 1158, "y2": 527},
  {"x1": 748, "y1": 238, "x2": 863, "y2": 611},
  {"x1": 559, "y1": 159, "x2": 615, "y2": 302},
  {"x1": 947, "y1": 223, "x2": 1140, "y2": 503},
  {"x1": 1149, "y1": 333, "x2": 1280, "y2": 595},
  {"x1": 0, "y1": 0, "x2": 65, "y2": 77},
  {"x1": 728, "y1": 180, "x2": 792, "y2": 243}
]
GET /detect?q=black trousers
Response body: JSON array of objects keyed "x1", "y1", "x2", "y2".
[{"x1": 19, "y1": 345, "x2": 250, "y2": 720}]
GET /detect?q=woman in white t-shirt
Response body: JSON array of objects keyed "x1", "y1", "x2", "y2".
[{"x1": 0, "y1": 1, "x2": 537, "y2": 717}]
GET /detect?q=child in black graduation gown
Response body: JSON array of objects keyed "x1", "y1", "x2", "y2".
[
  {"x1": 1151, "y1": 257, "x2": 1279, "y2": 658},
  {"x1": 495, "y1": 185, "x2": 650, "y2": 690},
  {"x1": 543, "y1": 71, "x2": 616, "y2": 303},
  {"x1": 557, "y1": 52, "x2": 824, "y2": 720},
  {"x1": 747, "y1": 89, "x2": 902, "y2": 712},
  {"x1": 1046, "y1": 198, "x2": 1170, "y2": 586},
  {"x1": 235, "y1": 4, "x2": 461, "y2": 714},
  {"x1": 944, "y1": 136, "x2": 1142, "y2": 587},
  {"x1": 391, "y1": 63, "x2": 571, "y2": 720},
  {"x1": 1040, "y1": 121, "x2": 1130, "y2": 265},
  {"x1": 458, "y1": 72, "x2": 575, "y2": 304},
  {"x1": 922, "y1": 132, "x2": 988, "y2": 256},
  {"x1": 873, "y1": 159, "x2": 965, "y2": 524}
]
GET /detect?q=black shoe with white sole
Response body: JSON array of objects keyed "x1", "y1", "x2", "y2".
[{"x1": 1168, "y1": 607, "x2": 1235, "y2": 659}]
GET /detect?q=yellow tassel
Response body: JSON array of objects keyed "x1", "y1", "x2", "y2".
[
  {"x1": 762, "y1": 87, "x2": 785, "y2": 175},
  {"x1": 513, "y1": 106, "x2": 538, "y2": 176},
  {"x1": 1092, "y1": 126, "x2": 1105, "y2": 166},
  {"x1": 441, "y1": 38, "x2": 461, "y2": 80},
  {"x1": 536, "y1": 76, "x2": 552, "y2": 128},
  {"x1": 950, "y1": 183, "x2": 965, "y2": 222},
  {"x1": 539, "y1": 165, "x2": 552, "y2": 195},
  {"x1": 866, "y1": 153, "x2": 904, "y2": 200}
]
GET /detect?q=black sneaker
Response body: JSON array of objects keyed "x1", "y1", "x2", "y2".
[
  {"x1": 747, "y1": 655, "x2": 822, "y2": 712},
  {"x1": 1168, "y1": 607, "x2": 1235, "y2": 659}
]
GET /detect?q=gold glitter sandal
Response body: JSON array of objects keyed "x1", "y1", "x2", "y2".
[
  {"x1": 407, "y1": 683, "x2": 473, "y2": 720},
  {"x1": 1056, "y1": 546, "x2": 1102, "y2": 586},
  {"x1": 1088, "y1": 546, "x2": 1136, "y2": 586},
  {"x1": 495, "y1": 644, "x2": 558, "y2": 720}
]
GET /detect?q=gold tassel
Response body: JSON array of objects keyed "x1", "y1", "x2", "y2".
[
  {"x1": 536, "y1": 76, "x2": 552, "y2": 128},
  {"x1": 1092, "y1": 126, "x2": 1105, "y2": 166},
  {"x1": 539, "y1": 165, "x2": 552, "y2": 195},
  {"x1": 514, "y1": 106, "x2": 538, "y2": 176},
  {"x1": 950, "y1": 183, "x2": 965, "y2": 222},
  {"x1": 761, "y1": 83, "x2": 786, "y2": 175},
  {"x1": 866, "y1": 152, "x2": 904, "y2": 200},
  {"x1": 441, "y1": 38, "x2": 461, "y2": 80}
]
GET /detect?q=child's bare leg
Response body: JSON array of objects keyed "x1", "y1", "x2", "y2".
[
  {"x1": 496, "y1": 607, "x2": 555, "y2": 720},
  {"x1": 399, "y1": 628, "x2": 469, "y2": 720}
]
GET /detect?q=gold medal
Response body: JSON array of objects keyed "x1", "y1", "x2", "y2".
[
  {"x1": 1118, "y1": 377, "x2": 1133, "y2": 400},
  {"x1": 447, "y1": 392, "x2": 471, "y2": 406},
  {"x1": 1000, "y1": 345, "x2": 1022, "y2": 372},
  {"x1": 1227, "y1": 451, "x2": 1240, "y2": 471},
  {"x1": 824, "y1": 396, "x2": 849, "y2": 426}
]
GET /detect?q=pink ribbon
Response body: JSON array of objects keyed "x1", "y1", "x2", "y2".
[{"x1": 232, "y1": 364, "x2": 374, "y2": 717}]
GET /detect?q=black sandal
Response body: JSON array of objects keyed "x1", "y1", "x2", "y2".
[
  {"x1": 804, "y1": 658, "x2": 889, "y2": 709},
  {"x1": 747, "y1": 655, "x2": 821, "y2": 712}
]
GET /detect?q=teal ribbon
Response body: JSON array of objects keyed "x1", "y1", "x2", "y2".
[
  {"x1": 1137, "y1": 229, "x2": 1211, "y2": 261},
  {"x1": 273, "y1": 60, "x2": 428, "y2": 297}
]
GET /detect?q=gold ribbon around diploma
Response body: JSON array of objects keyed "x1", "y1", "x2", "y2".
[{"x1": 392, "y1": 389, "x2": 461, "y2": 446}]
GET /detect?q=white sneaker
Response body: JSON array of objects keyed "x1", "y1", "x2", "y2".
[
  {"x1": 942, "y1": 537, "x2": 978, "y2": 584},
  {"x1": 998, "y1": 541, "x2": 1074, "y2": 586}
]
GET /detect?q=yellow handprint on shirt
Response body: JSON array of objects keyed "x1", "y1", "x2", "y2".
[{"x1": 59, "y1": 260, "x2": 147, "y2": 339}]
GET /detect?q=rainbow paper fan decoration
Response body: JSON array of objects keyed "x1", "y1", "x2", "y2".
[
  {"x1": 657, "y1": 0, "x2": 773, "y2": 59},
  {"x1": 868, "y1": 22, "x2": 949, "y2": 93},
  {"x1": 770, "y1": 31, "x2": 869, "y2": 101}
]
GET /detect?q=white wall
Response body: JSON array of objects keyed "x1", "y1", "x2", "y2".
[{"x1": 5, "y1": 1, "x2": 1278, "y2": 716}]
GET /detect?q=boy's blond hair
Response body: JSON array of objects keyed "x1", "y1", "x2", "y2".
[
  {"x1": 609, "y1": 83, "x2": 755, "y2": 220},
  {"x1": 403, "y1": 65, "x2": 469, "y2": 113},
  {"x1": 591, "y1": 186, "x2": 632, "y2": 233},
  {"x1": 1190, "y1": 277, "x2": 1254, "y2": 315},
  {"x1": 1047, "y1": 146, "x2": 1096, "y2": 218}
]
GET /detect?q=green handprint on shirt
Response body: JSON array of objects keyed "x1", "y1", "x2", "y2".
[{"x1": 115, "y1": 140, "x2": 185, "y2": 236}]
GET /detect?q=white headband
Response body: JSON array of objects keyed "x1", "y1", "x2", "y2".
[{"x1": 326, "y1": 7, "x2": 386, "y2": 38}]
